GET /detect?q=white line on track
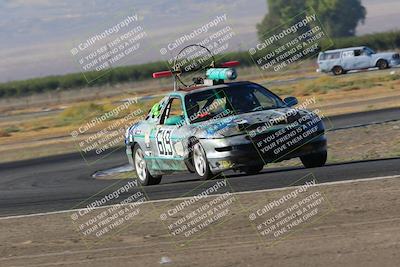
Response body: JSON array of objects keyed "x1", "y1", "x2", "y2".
[{"x1": 0, "y1": 174, "x2": 399, "y2": 221}]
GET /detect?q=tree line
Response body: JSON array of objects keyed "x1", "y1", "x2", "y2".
[{"x1": 1, "y1": 30, "x2": 400, "y2": 98}]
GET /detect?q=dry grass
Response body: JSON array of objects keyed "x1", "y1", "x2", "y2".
[
  {"x1": 1, "y1": 177, "x2": 399, "y2": 267},
  {"x1": 0, "y1": 65, "x2": 399, "y2": 163}
]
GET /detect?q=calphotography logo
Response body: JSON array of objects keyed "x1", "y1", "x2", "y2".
[
  {"x1": 155, "y1": 178, "x2": 244, "y2": 246},
  {"x1": 70, "y1": 10, "x2": 148, "y2": 82},
  {"x1": 70, "y1": 96, "x2": 145, "y2": 164},
  {"x1": 70, "y1": 180, "x2": 148, "y2": 244},
  {"x1": 246, "y1": 174, "x2": 334, "y2": 244},
  {"x1": 250, "y1": 8, "x2": 333, "y2": 74}
]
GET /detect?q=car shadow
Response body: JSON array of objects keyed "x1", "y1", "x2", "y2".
[{"x1": 161, "y1": 156, "x2": 400, "y2": 185}]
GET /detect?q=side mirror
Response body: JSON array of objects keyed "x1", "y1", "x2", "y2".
[
  {"x1": 165, "y1": 115, "x2": 184, "y2": 126},
  {"x1": 284, "y1": 96, "x2": 298, "y2": 107}
]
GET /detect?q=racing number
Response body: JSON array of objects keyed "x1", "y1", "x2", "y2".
[{"x1": 156, "y1": 129, "x2": 173, "y2": 156}]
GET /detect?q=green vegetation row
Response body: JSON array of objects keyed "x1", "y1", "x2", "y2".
[
  {"x1": 0, "y1": 61, "x2": 166, "y2": 98},
  {"x1": 324, "y1": 30, "x2": 400, "y2": 51},
  {"x1": 1, "y1": 30, "x2": 400, "y2": 99},
  {"x1": 0, "y1": 52, "x2": 253, "y2": 99}
]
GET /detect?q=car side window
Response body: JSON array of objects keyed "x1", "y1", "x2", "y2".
[
  {"x1": 322, "y1": 52, "x2": 341, "y2": 60},
  {"x1": 253, "y1": 89, "x2": 275, "y2": 108},
  {"x1": 365, "y1": 47, "x2": 375, "y2": 55},
  {"x1": 342, "y1": 51, "x2": 354, "y2": 58},
  {"x1": 160, "y1": 97, "x2": 184, "y2": 124},
  {"x1": 362, "y1": 48, "x2": 372, "y2": 56},
  {"x1": 354, "y1": 50, "x2": 362, "y2": 57},
  {"x1": 333, "y1": 52, "x2": 341, "y2": 59}
]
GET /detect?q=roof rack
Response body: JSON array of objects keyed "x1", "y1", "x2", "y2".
[{"x1": 152, "y1": 44, "x2": 240, "y2": 91}]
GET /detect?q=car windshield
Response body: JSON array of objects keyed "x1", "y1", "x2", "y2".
[
  {"x1": 365, "y1": 47, "x2": 375, "y2": 54},
  {"x1": 184, "y1": 83, "x2": 285, "y2": 123}
]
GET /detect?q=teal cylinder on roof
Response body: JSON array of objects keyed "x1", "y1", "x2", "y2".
[{"x1": 206, "y1": 68, "x2": 237, "y2": 81}]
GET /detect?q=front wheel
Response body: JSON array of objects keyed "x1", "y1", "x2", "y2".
[
  {"x1": 377, "y1": 59, "x2": 389, "y2": 70},
  {"x1": 133, "y1": 144, "x2": 162, "y2": 186},
  {"x1": 192, "y1": 142, "x2": 214, "y2": 180},
  {"x1": 300, "y1": 151, "x2": 327, "y2": 168}
]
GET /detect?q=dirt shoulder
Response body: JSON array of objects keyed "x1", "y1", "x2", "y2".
[
  {"x1": 269, "y1": 120, "x2": 400, "y2": 169},
  {"x1": 1, "y1": 176, "x2": 399, "y2": 267},
  {"x1": 1, "y1": 66, "x2": 399, "y2": 163}
]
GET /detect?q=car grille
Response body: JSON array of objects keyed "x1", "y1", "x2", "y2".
[{"x1": 246, "y1": 127, "x2": 324, "y2": 159}]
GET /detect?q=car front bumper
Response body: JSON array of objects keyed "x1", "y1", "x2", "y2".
[
  {"x1": 201, "y1": 132, "x2": 327, "y2": 173},
  {"x1": 389, "y1": 58, "x2": 400, "y2": 67}
]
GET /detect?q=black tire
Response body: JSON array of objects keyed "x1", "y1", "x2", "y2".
[
  {"x1": 192, "y1": 140, "x2": 214, "y2": 180},
  {"x1": 241, "y1": 164, "x2": 264, "y2": 175},
  {"x1": 377, "y1": 59, "x2": 389, "y2": 70},
  {"x1": 133, "y1": 144, "x2": 162, "y2": 186},
  {"x1": 300, "y1": 150, "x2": 327, "y2": 168},
  {"x1": 332, "y1": 66, "x2": 344, "y2": 75}
]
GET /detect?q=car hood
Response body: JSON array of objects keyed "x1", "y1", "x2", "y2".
[
  {"x1": 194, "y1": 108, "x2": 315, "y2": 138},
  {"x1": 373, "y1": 52, "x2": 398, "y2": 58}
]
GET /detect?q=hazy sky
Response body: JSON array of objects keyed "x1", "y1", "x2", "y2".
[{"x1": 0, "y1": 0, "x2": 399, "y2": 82}]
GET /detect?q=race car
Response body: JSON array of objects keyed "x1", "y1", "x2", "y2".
[{"x1": 125, "y1": 48, "x2": 327, "y2": 185}]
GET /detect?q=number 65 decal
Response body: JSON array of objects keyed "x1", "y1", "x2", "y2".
[{"x1": 156, "y1": 129, "x2": 173, "y2": 156}]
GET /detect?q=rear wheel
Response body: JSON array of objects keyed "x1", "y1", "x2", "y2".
[
  {"x1": 332, "y1": 66, "x2": 344, "y2": 75},
  {"x1": 192, "y1": 142, "x2": 214, "y2": 180},
  {"x1": 300, "y1": 150, "x2": 327, "y2": 168},
  {"x1": 241, "y1": 164, "x2": 264, "y2": 175},
  {"x1": 133, "y1": 144, "x2": 162, "y2": 186},
  {"x1": 377, "y1": 59, "x2": 389, "y2": 70}
]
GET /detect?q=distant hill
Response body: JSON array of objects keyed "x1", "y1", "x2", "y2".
[{"x1": 0, "y1": 0, "x2": 399, "y2": 82}]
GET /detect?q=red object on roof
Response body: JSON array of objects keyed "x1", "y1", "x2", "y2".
[
  {"x1": 152, "y1": 70, "x2": 173, "y2": 78},
  {"x1": 220, "y1": 61, "x2": 240, "y2": 68}
]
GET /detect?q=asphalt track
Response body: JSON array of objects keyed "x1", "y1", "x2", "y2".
[{"x1": 0, "y1": 108, "x2": 399, "y2": 217}]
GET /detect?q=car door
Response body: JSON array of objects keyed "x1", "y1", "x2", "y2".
[
  {"x1": 352, "y1": 48, "x2": 372, "y2": 69},
  {"x1": 149, "y1": 95, "x2": 188, "y2": 171},
  {"x1": 341, "y1": 50, "x2": 356, "y2": 70}
]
